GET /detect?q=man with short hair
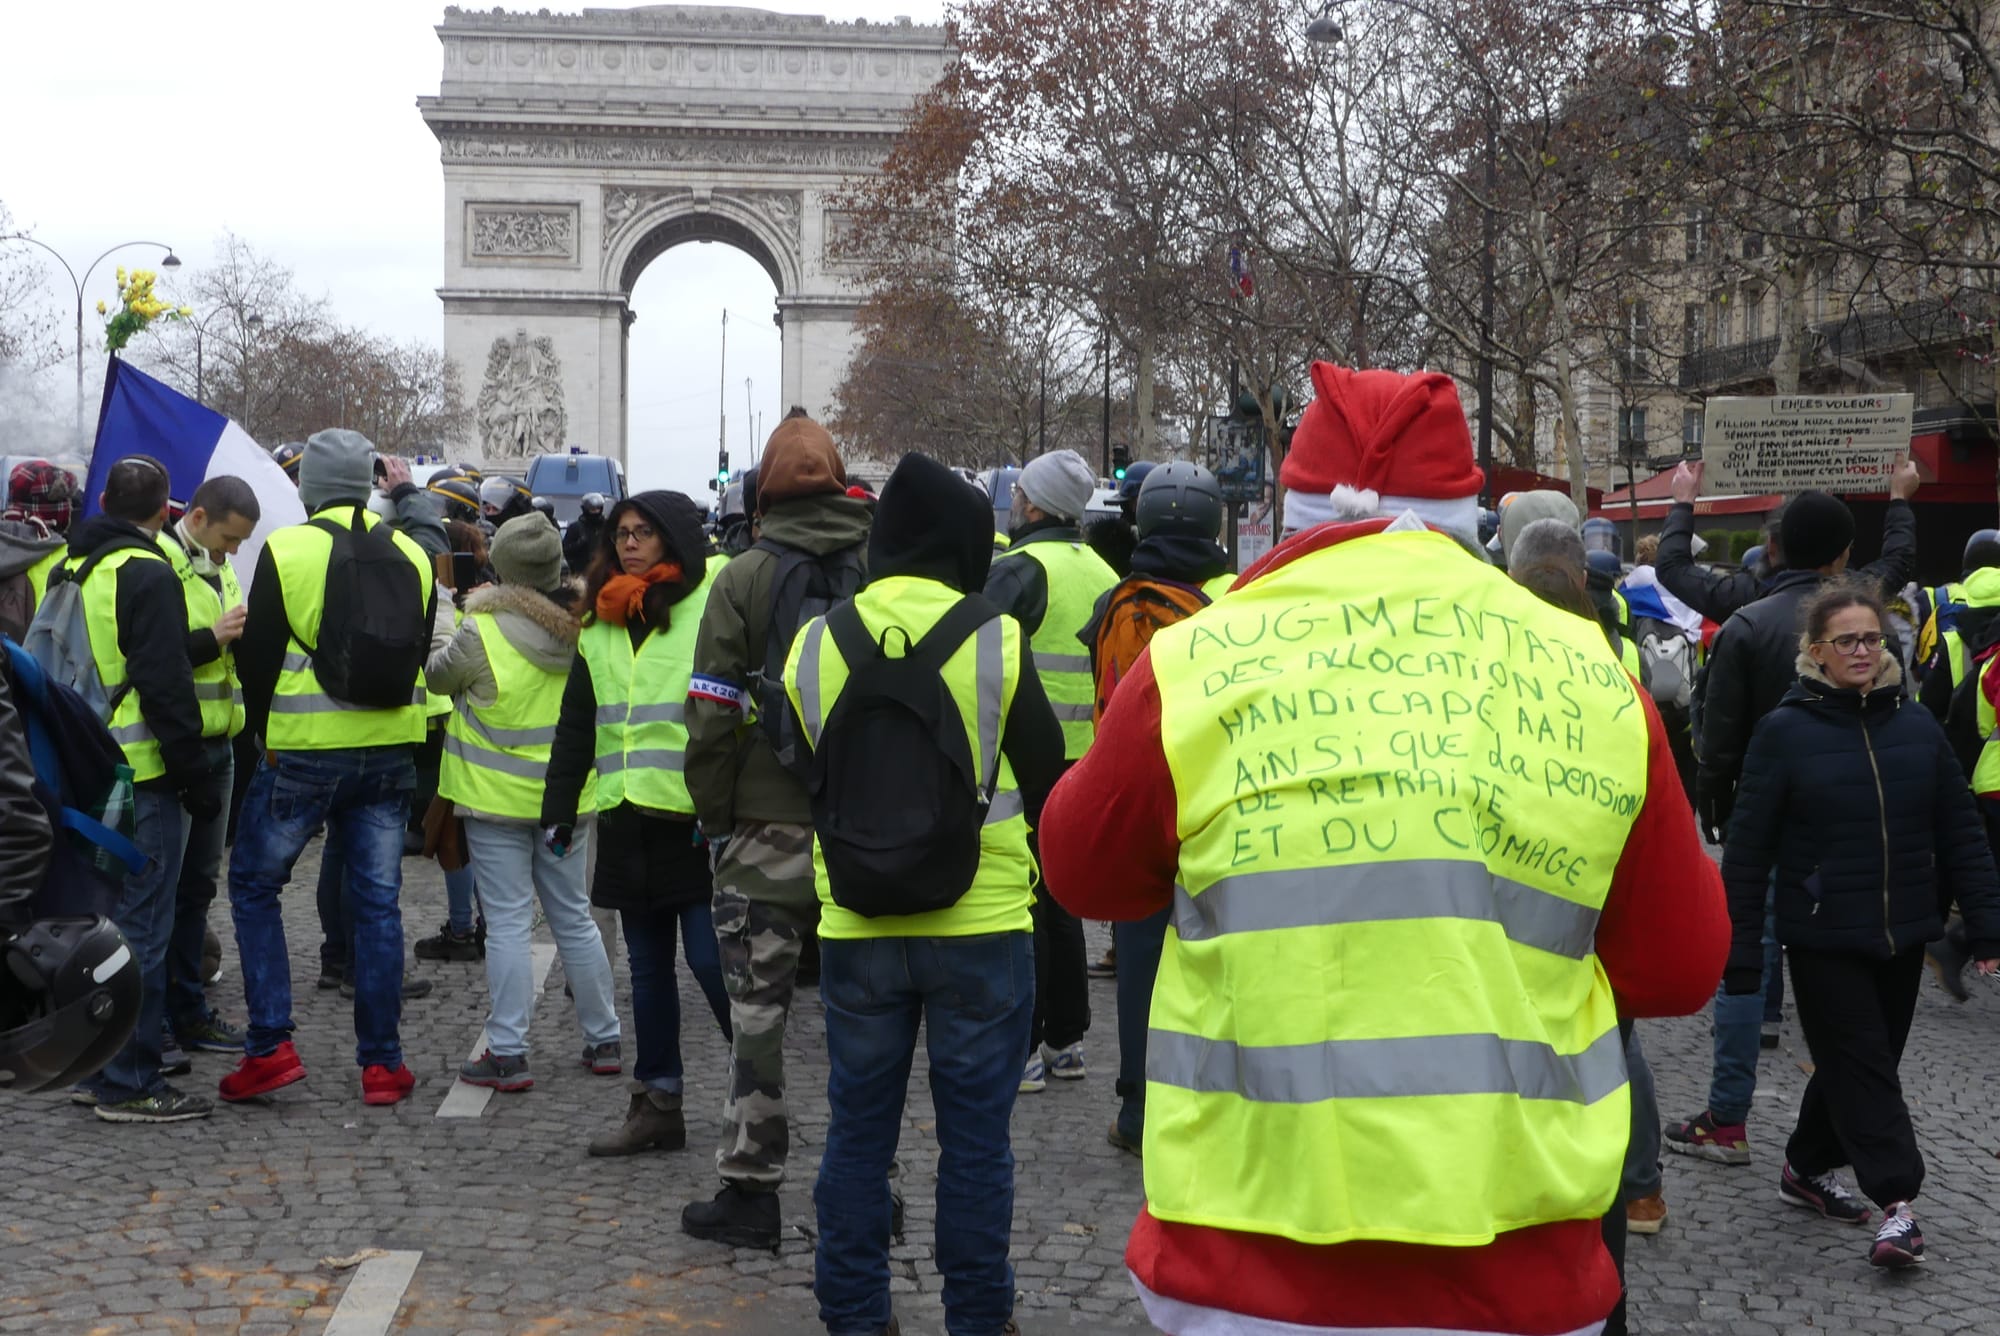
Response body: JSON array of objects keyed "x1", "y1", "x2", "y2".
[
  {"x1": 65, "y1": 455, "x2": 216, "y2": 1123},
  {"x1": 223, "y1": 429, "x2": 436, "y2": 1108},
  {"x1": 158, "y1": 476, "x2": 259, "y2": 1060}
]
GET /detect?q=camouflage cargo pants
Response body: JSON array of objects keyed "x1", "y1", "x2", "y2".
[{"x1": 711, "y1": 820, "x2": 820, "y2": 1189}]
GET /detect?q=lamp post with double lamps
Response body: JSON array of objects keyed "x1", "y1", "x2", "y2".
[{"x1": 0, "y1": 236, "x2": 181, "y2": 441}]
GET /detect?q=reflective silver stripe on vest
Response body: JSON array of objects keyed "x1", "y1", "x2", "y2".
[
  {"x1": 796, "y1": 620, "x2": 825, "y2": 745},
  {"x1": 597, "y1": 701, "x2": 684, "y2": 727},
  {"x1": 983, "y1": 788, "x2": 1024, "y2": 825},
  {"x1": 442, "y1": 732, "x2": 546, "y2": 780},
  {"x1": 454, "y1": 698, "x2": 556, "y2": 749},
  {"x1": 269, "y1": 687, "x2": 426, "y2": 714},
  {"x1": 109, "y1": 721, "x2": 156, "y2": 745},
  {"x1": 280, "y1": 651, "x2": 314, "y2": 674},
  {"x1": 974, "y1": 618, "x2": 1003, "y2": 792},
  {"x1": 1173, "y1": 862, "x2": 1602, "y2": 961},
  {"x1": 595, "y1": 749, "x2": 687, "y2": 775},
  {"x1": 191, "y1": 680, "x2": 234, "y2": 701},
  {"x1": 1049, "y1": 701, "x2": 1094, "y2": 722},
  {"x1": 1147, "y1": 1024, "x2": 1627, "y2": 1106},
  {"x1": 1034, "y1": 651, "x2": 1091, "y2": 675}
]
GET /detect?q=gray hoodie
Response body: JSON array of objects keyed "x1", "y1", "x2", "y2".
[
  {"x1": 0, "y1": 520, "x2": 64, "y2": 643},
  {"x1": 426, "y1": 583, "x2": 583, "y2": 823}
]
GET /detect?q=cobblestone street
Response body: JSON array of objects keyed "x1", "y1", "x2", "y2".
[{"x1": 4, "y1": 848, "x2": 2000, "y2": 1334}]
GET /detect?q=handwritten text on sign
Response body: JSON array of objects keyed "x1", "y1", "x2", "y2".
[{"x1": 1701, "y1": 394, "x2": 1914, "y2": 493}]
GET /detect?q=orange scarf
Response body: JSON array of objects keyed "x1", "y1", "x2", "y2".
[{"x1": 595, "y1": 563, "x2": 683, "y2": 626}]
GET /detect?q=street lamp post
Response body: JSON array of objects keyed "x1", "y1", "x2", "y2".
[
  {"x1": 191, "y1": 307, "x2": 262, "y2": 404},
  {"x1": 1, "y1": 235, "x2": 181, "y2": 442}
]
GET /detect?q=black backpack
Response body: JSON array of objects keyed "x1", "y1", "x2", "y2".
[
  {"x1": 299, "y1": 508, "x2": 427, "y2": 709},
  {"x1": 809, "y1": 596, "x2": 1002, "y2": 918},
  {"x1": 753, "y1": 538, "x2": 864, "y2": 779}
]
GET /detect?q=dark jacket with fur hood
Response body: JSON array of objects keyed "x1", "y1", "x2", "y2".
[
  {"x1": 425, "y1": 583, "x2": 583, "y2": 824},
  {"x1": 1721, "y1": 646, "x2": 2000, "y2": 992}
]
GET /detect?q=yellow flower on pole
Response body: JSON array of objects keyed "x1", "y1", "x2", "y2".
[{"x1": 95, "y1": 300, "x2": 108, "y2": 315}]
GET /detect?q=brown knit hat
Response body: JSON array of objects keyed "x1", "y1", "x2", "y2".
[{"x1": 756, "y1": 408, "x2": 846, "y2": 511}]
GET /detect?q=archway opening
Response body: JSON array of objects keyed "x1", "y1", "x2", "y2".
[{"x1": 625, "y1": 237, "x2": 784, "y2": 502}]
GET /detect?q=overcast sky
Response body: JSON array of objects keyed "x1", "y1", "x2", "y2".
[{"x1": 2, "y1": 0, "x2": 943, "y2": 498}]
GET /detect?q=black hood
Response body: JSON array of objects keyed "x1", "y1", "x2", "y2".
[
  {"x1": 606, "y1": 491, "x2": 709, "y2": 587},
  {"x1": 868, "y1": 453, "x2": 989, "y2": 594},
  {"x1": 1130, "y1": 532, "x2": 1230, "y2": 584},
  {"x1": 66, "y1": 514, "x2": 158, "y2": 560}
]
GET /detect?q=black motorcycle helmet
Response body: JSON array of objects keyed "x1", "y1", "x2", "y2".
[
  {"x1": 479, "y1": 475, "x2": 534, "y2": 526},
  {"x1": 0, "y1": 917, "x2": 142, "y2": 1094},
  {"x1": 529, "y1": 495, "x2": 557, "y2": 526},
  {"x1": 1964, "y1": 528, "x2": 2000, "y2": 574},
  {"x1": 427, "y1": 476, "x2": 481, "y2": 525},
  {"x1": 579, "y1": 492, "x2": 607, "y2": 519},
  {"x1": 270, "y1": 442, "x2": 306, "y2": 485}
]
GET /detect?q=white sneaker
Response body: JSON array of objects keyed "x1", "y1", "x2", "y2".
[
  {"x1": 1019, "y1": 1055, "x2": 1046, "y2": 1094},
  {"x1": 1042, "y1": 1042, "x2": 1087, "y2": 1081}
]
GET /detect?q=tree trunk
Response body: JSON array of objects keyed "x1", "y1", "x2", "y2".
[
  {"x1": 1132, "y1": 327, "x2": 1157, "y2": 457},
  {"x1": 1551, "y1": 342, "x2": 1590, "y2": 514},
  {"x1": 1770, "y1": 262, "x2": 1805, "y2": 395}
]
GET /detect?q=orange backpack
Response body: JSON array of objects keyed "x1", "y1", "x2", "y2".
[{"x1": 1088, "y1": 577, "x2": 1212, "y2": 725}]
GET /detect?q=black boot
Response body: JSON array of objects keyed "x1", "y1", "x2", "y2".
[{"x1": 681, "y1": 1184, "x2": 781, "y2": 1249}]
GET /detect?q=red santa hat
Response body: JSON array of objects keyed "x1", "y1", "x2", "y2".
[{"x1": 1278, "y1": 361, "x2": 1484, "y2": 541}]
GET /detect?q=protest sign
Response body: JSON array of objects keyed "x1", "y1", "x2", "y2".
[{"x1": 1701, "y1": 394, "x2": 1914, "y2": 493}]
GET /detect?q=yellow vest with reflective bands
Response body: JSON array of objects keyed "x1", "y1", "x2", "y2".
[
  {"x1": 25, "y1": 548, "x2": 63, "y2": 613},
  {"x1": 1146, "y1": 527, "x2": 1647, "y2": 1247},
  {"x1": 74, "y1": 544, "x2": 179, "y2": 781},
  {"x1": 576, "y1": 567, "x2": 715, "y2": 815},
  {"x1": 156, "y1": 532, "x2": 245, "y2": 740},
  {"x1": 265, "y1": 506, "x2": 431, "y2": 750},
  {"x1": 425, "y1": 600, "x2": 458, "y2": 723},
  {"x1": 1005, "y1": 537, "x2": 1117, "y2": 759},
  {"x1": 1203, "y1": 573, "x2": 1234, "y2": 601},
  {"x1": 439, "y1": 612, "x2": 593, "y2": 819},
  {"x1": 784, "y1": 575, "x2": 1032, "y2": 940}
]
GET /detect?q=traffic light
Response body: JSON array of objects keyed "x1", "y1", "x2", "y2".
[
  {"x1": 711, "y1": 452, "x2": 730, "y2": 491},
  {"x1": 1111, "y1": 445, "x2": 1131, "y2": 480}
]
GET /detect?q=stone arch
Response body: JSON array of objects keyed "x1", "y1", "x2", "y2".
[{"x1": 604, "y1": 192, "x2": 803, "y2": 299}]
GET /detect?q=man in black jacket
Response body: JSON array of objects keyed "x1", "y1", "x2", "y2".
[{"x1": 1655, "y1": 460, "x2": 1919, "y2": 622}]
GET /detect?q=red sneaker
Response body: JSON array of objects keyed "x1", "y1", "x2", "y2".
[
  {"x1": 362, "y1": 1063, "x2": 416, "y2": 1106},
  {"x1": 218, "y1": 1041, "x2": 307, "y2": 1102}
]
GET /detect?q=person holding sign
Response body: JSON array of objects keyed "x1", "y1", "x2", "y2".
[
  {"x1": 1720, "y1": 580, "x2": 2000, "y2": 1268},
  {"x1": 1038, "y1": 361, "x2": 1728, "y2": 1336},
  {"x1": 1654, "y1": 459, "x2": 1917, "y2": 624}
]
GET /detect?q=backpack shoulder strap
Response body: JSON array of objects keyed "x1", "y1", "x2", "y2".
[{"x1": 68, "y1": 536, "x2": 163, "y2": 586}]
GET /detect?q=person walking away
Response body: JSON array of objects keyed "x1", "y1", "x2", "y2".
[
  {"x1": 1722, "y1": 580, "x2": 2000, "y2": 1267},
  {"x1": 1654, "y1": 460, "x2": 1917, "y2": 623},
  {"x1": 157, "y1": 477, "x2": 259, "y2": 1063},
  {"x1": 1917, "y1": 533, "x2": 2000, "y2": 720},
  {"x1": 57, "y1": 456, "x2": 217, "y2": 1123},
  {"x1": 1670, "y1": 484, "x2": 1915, "y2": 1162},
  {"x1": 1075, "y1": 460, "x2": 1229, "y2": 1155},
  {"x1": 1040, "y1": 360, "x2": 1729, "y2": 1336},
  {"x1": 2, "y1": 460, "x2": 80, "y2": 632},
  {"x1": 543, "y1": 490, "x2": 733, "y2": 1157},
  {"x1": 429, "y1": 514, "x2": 620, "y2": 1093},
  {"x1": 985, "y1": 447, "x2": 1115, "y2": 1093},
  {"x1": 224, "y1": 428, "x2": 436, "y2": 1108},
  {"x1": 682, "y1": 411, "x2": 871, "y2": 1246},
  {"x1": 785, "y1": 452, "x2": 1062, "y2": 1336}
]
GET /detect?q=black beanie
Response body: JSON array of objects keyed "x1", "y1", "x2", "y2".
[{"x1": 1779, "y1": 490, "x2": 1855, "y2": 571}]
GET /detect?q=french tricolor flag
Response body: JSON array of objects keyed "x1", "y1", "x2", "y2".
[{"x1": 80, "y1": 358, "x2": 305, "y2": 589}]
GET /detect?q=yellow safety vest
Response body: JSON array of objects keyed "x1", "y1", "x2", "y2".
[
  {"x1": 1920, "y1": 580, "x2": 1966, "y2": 678},
  {"x1": 1203, "y1": 573, "x2": 1235, "y2": 601},
  {"x1": 1004, "y1": 537, "x2": 1117, "y2": 760},
  {"x1": 74, "y1": 543, "x2": 180, "y2": 782},
  {"x1": 1146, "y1": 526, "x2": 1647, "y2": 1247},
  {"x1": 576, "y1": 567, "x2": 715, "y2": 815},
  {"x1": 784, "y1": 575, "x2": 1032, "y2": 940},
  {"x1": 24, "y1": 548, "x2": 63, "y2": 613},
  {"x1": 438, "y1": 612, "x2": 592, "y2": 820},
  {"x1": 265, "y1": 506, "x2": 431, "y2": 751},
  {"x1": 425, "y1": 600, "x2": 458, "y2": 724},
  {"x1": 156, "y1": 532, "x2": 245, "y2": 740}
]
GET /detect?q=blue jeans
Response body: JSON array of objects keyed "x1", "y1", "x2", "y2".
[
  {"x1": 815, "y1": 932, "x2": 1034, "y2": 1336},
  {"x1": 1113, "y1": 908, "x2": 1170, "y2": 1143},
  {"x1": 1709, "y1": 882, "x2": 1779, "y2": 1125},
  {"x1": 621, "y1": 899, "x2": 731, "y2": 1094},
  {"x1": 230, "y1": 747, "x2": 414, "y2": 1068},
  {"x1": 87, "y1": 785, "x2": 191, "y2": 1102},
  {"x1": 167, "y1": 742, "x2": 232, "y2": 1035},
  {"x1": 463, "y1": 817, "x2": 617, "y2": 1056},
  {"x1": 445, "y1": 863, "x2": 478, "y2": 936},
  {"x1": 1623, "y1": 1026, "x2": 1661, "y2": 1198}
]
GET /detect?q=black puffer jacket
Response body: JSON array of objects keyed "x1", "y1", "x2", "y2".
[
  {"x1": 1696, "y1": 570, "x2": 1826, "y2": 835},
  {"x1": 1655, "y1": 497, "x2": 1916, "y2": 623},
  {"x1": 1721, "y1": 652, "x2": 2000, "y2": 991}
]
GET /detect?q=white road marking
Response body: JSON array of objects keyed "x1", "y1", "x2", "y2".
[
  {"x1": 322, "y1": 1249, "x2": 422, "y2": 1335},
  {"x1": 435, "y1": 941, "x2": 558, "y2": 1119}
]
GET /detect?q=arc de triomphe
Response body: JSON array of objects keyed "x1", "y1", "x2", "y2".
[{"x1": 419, "y1": 4, "x2": 949, "y2": 468}]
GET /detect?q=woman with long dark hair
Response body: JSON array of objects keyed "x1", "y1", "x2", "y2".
[
  {"x1": 542, "y1": 491, "x2": 734, "y2": 1156},
  {"x1": 1723, "y1": 578, "x2": 2000, "y2": 1268}
]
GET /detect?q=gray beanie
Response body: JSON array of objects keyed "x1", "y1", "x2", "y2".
[
  {"x1": 298, "y1": 428, "x2": 376, "y2": 511},
  {"x1": 490, "y1": 513, "x2": 563, "y2": 591},
  {"x1": 1018, "y1": 449, "x2": 1095, "y2": 523},
  {"x1": 1499, "y1": 489, "x2": 1580, "y2": 567}
]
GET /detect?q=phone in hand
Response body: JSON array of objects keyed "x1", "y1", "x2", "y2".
[{"x1": 451, "y1": 551, "x2": 478, "y2": 593}]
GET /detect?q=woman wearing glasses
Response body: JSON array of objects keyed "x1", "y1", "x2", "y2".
[
  {"x1": 1721, "y1": 578, "x2": 2000, "y2": 1270},
  {"x1": 542, "y1": 491, "x2": 734, "y2": 1157}
]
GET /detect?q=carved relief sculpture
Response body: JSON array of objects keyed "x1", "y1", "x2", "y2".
[
  {"x1": 468, "y1": 206, "x2": 578, "y2": 260},
  {"x1": 601, "y1": 186, "x2": 694, "y2": 251},
  {"x1": 477, "y1": 329, "x2": 568, "y2": 460}
]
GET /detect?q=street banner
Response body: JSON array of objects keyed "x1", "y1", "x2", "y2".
[{"x1": 1700, "y1": 393, "x2": 1914, "y2": 493}]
